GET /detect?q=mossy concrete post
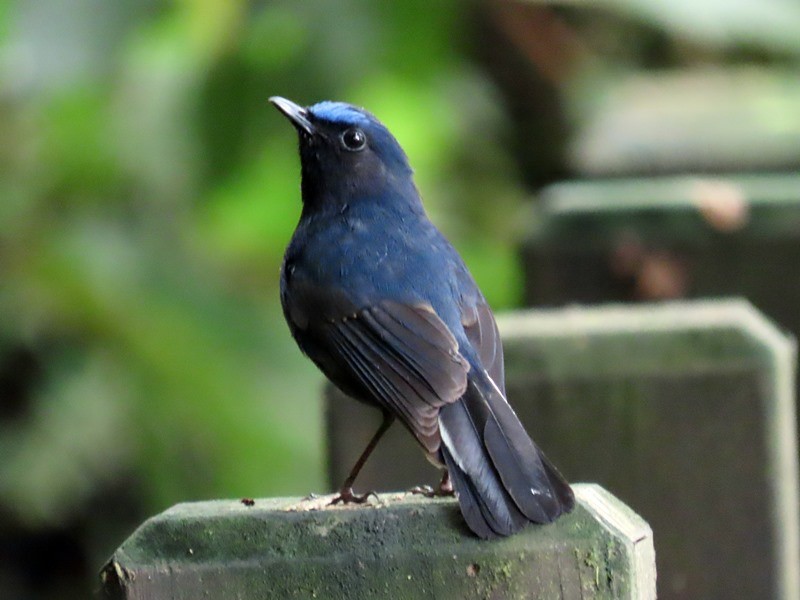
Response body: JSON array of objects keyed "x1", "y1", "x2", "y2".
[
  {"x1": 99, "y1": 484, "x2": 654, "y2": 600},
  {"x1": 566, "y1": 70, "x2": 800, "y2": 175},
  {"x1": 326, "y1": 300, "x2": 800, "y2": 599},
  {"x1": 521, "y1": 174, "x2": 800, "y2": 343}
]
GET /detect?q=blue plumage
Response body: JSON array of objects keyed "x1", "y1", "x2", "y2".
[
  {"x1": 270, "y1": 96, "x2": 574, "y2": 538},
  {"x1": 308, "y1": 101, "x2": 374, "y2": 127}
]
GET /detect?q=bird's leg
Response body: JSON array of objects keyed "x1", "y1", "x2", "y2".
[
  {"x1": 410, "y1": 470, "x2": 455, "y2": 498},
  {"x1": 330, "y1": 412, "x2": 394, "y2": 505},
  {"x1": 438, "y1": 470, "x2": 454, "y2": 496}
]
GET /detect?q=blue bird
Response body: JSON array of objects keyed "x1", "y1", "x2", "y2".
[{"x1": 270, "y1": 97, "x2": 574, "y2": 538}]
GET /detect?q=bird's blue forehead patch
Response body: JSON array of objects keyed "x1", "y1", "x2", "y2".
[{"x1": 308, "y1": 101, "x2": 373, "y2": 128}]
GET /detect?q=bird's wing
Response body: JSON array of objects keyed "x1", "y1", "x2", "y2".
[
  {"x1": 461, "y1": 301, "x2": 505, "y2": 395},
  {"x1": 321, "y1": 300, "x2": 470, "y2": 453}
]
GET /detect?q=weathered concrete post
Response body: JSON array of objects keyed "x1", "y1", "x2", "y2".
[
  {"x1": 521, "y1": 174, "x2": 800, "y2": 336},
  {"x1": 100, "y1": 484, "x2": 654, "y2": 599},
  {"x1": 327, "y1": 300, "x2": 800, "y2": 599}
]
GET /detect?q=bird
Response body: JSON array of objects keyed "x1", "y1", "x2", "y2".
[{"x1": 269, "y1": 96, "x2": 575, "y2": 538}]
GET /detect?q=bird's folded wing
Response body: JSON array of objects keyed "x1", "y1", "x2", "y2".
[
  {"x1": 325, "y1": 300, "x2": 470, "y2": 453},
  {"x1": 461, "y1": 301, "x2": 505, "y2": 395}
]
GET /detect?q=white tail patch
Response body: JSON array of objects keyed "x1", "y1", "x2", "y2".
[{"x1": 484, "y1": 369, "x2": 511, "y2": 406}]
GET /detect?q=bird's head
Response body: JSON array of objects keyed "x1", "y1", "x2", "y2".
[{"x1": 270, "y1": 97, "x2": 417, "y2": 209}]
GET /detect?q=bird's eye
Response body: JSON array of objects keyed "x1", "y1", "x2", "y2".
[{"x1": 341, "y1": 128, "x2": 367, "y2": 151}]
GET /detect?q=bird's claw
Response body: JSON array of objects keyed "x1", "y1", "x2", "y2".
[
  {"x1": 410, "y1": 471, "x2": 455, "y2": 498},
  {"x1": 329, "y1": 487, "x2": 378, "y2": 505},
  {"x1": 409, "y1": 482, "x2": 455, "y2": 498},
  {"x1": 409, "y1": 485, "x2": 436, "y2": 498}
]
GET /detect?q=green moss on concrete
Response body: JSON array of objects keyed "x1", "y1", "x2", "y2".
[
  {"x1": 501, "y1": 317, "x2": 773, "y2": 381},
  {"x1": 102, "y1": 485, "x2": 651, "y2": 599}
]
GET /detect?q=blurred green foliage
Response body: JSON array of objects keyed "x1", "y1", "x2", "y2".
[{"x1": 0, "y1": 0, "x2": 528, "y2": 547}]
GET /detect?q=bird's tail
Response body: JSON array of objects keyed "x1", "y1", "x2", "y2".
[{"x1": 438, "y1": 369, "x2": 574, "y2": 539}]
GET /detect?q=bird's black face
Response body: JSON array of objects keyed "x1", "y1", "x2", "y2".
[{"x1": 270, "y1": 97, "x2": 414, "y2": 207}]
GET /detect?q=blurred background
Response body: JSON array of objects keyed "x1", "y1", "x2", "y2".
[{"x1": 1, "y1": 0, "x2": 799, "y2": 598}]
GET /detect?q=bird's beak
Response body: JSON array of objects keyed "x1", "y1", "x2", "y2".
[{"x1": 269, "y1": 96, "x2": 315, "y2": 136}]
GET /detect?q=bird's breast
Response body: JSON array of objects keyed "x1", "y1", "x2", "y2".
[{"x1": 282, "y1": 208, "x2": 468, "y2": 328}]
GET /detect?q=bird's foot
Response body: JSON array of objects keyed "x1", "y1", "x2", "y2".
[
  {"x1": 329, "y1": 487, "x2": 378, "y2": 505},
  {"x1": 409, "y1": 485, "x2": 436, "y2": 498},
  {"x1": 409, "y1": 474, "x2": 454, "y2": 498}
]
